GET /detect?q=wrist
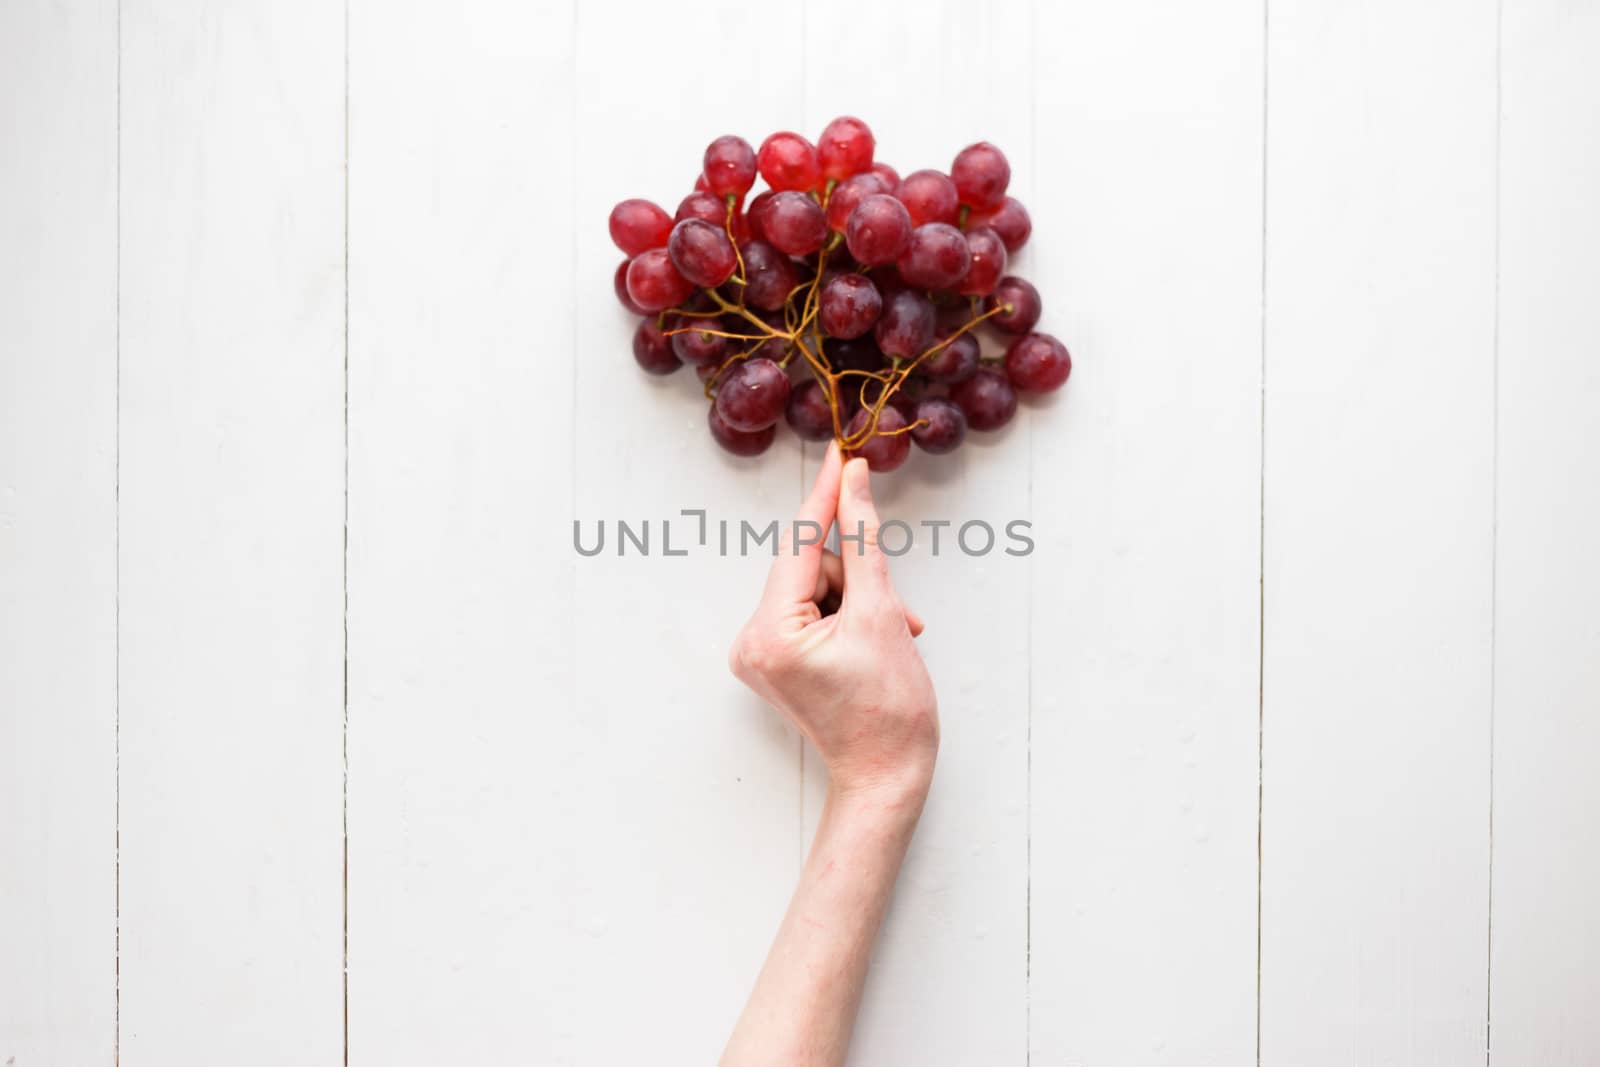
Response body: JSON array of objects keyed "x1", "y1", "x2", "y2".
[{"x1": 830, "y1": 753, "x2": 935, "y2": 821}]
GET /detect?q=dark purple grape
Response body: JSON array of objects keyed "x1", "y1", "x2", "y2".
[
  {"x1": 762, "y1": 191, "x2": 828, "y2": 256},
  {"x1": 741, "y1": 240, "x2": 799, "y2": 311},
  {"x1": 897, "y1": 223, "x2": 971, "y2": 290},
  {"x1": 950, "y1": 142, "x2": 1010, "y2": 209},
  {"x1": 874, "y1": 289, "x2": 936, "y2": 360},
  {"x1": 959, "y1": 226, "x2": 1007, "y2": 296},
  {"x1": 1005, "y1": 332, "x2": 1072, "y2": 392},
  {"x1": 614, "y1": 260, "x2": 646, "y2": 314},
  {"x1": 825, "y1": 336, "x2": 886, "y2": 376},
  {"x1": 785, "y1": 379, "x2": 839, "y2": 441},
  {"x1": 709, "y1": 404, "x2": 776, "y2": 456},
  {"x1": 703, "y1": 135, "x2": 757, "y2": 197},
  {"x1": 896, "y1": 170, "x2": 960, "y2": 226},
  {"x1": 867, "y1": 262, "x2": 905, "y2": 296},
  {"x1": 845, "y1": 194, "x2": 913, "y2": 266},
  {"x1": 984, "y1": 275, "x2": 1041, "y2": 334},
  {"x1": 714, "y1": 356, "x2": 791, "y2": 432},
  {"x1": 910, "y1": 397, "x2": 967, "y2": 453},
  {"x1": 966, "y1": 196, "x2": 1031, "y2": 253},
  {"x1": 632, "y1": 319, "x2": 681, "y2": 375},
  {"x1": 856, "y1": 376, "x2": 914, "y2": 417},
  {"x1": 670, "y1": 321, "x2": 727, "y2": 367},
  {"x1": 949, "y1": 368, "x2": 1018, "y2": 431},
  {"x1": 625, "y1": 248, "x2": 695, "y2": 312},
  {"x1": 918, "y1": 330, "x2": 980, "y2": 384},
  {"x1": 818, "y1": 273, "x2": 882, "y2": 339},
  {"x1": 668, "y1": 218, "x2": 737, "y2": 287},
  {"x1": 845, "y1": 405, "x2": 911, "y2": 472}
]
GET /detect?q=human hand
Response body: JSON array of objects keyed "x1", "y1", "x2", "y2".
[{"x1": 729, "y1": 443, "x2": 938, "y2": 800}]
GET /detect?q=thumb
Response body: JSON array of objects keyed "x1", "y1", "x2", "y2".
[{"x1": 837, "y1": 457, "x2": 894, "y2": 603}]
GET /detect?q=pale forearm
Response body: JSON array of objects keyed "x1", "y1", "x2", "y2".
[{"x1": 721, "y1": 776, "x2": 930, "y2": 1066}]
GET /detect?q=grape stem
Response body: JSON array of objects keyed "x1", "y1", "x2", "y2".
[{"x1": 692, "y1": 267, "x2": 1007, "y2": 450}]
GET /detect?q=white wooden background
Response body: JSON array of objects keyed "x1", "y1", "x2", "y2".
[{"x1": 2, "y1": 0, "x2": 1597, "y2": 1064}]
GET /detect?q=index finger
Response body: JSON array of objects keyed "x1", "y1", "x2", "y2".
[{"x1": 760, "y1": 442, "x2": 843, "y2": 608}]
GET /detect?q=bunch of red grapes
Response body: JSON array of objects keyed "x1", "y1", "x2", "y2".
[{"x1": 610, "y1": 116, "x2": 1071, "y2": 472}]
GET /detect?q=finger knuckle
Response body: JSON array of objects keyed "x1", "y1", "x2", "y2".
[{"x1": 730, "y1": 629, "x2": 783, "y2": 679}]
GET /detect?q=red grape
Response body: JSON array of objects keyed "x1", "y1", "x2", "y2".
[
  {"x1": 949, "y1": 367, "x2": 1018, "y2": 431},
  {"x1": 633, "y1": 319, "x2": 682, "y2": 375},
  {"x1": 611, "y1": 129, "x2": 1068, "y2": 468},
  {"x1": 857, "y1": 376, "x2": 914, "y2": 417},
  {"x1": 614, "y1": 260, "x2": 646, "y2": 313},
  {"x1": 959, "y1": 226, "x2": 1008, "y2": 296},
  {"x1": 966, "y1": 195, "x2": 1031, "y2": 253},
  {"x1": 609, "y1": 198, "x2": 674, "y2": 256},
  {"x1": 762, "y1": 191, "x2": 828, "y2": 256},
  {"x1": 741, "y1": 240, "x2": 799, "y2": 311},
  {"x1": 626, "y1": 248, "x2": 694, "y2": 311},
  {"x1": 746, "y1": 190, "x2": 776, "y2": 242},
  {"x1": 670, "y1": 321, "x2": 727, "y2": 367},
  {"x1": 845, "y1": 194, "x2": 913, "y2": 265},
  {"x1": 984, "y1": 275, "x2": 1041, "y2": 334},
  {"x1": 757, "y1": 132, "x2": 821, "y2": 192},
  {"x1": 896, "y1": 170, "x2": 960, "y2": 226},
  {"x1": 676, "y1": 191, "x2": 726, "y2": 226},
  {"x1": 715, "y1": 356, "x2": 791, "y2": 431},
  {"x1": 874, "y1": 288, "x2": 936, "y2": 359},
  {"x1": 817, "y1": 116, "x2": 875, "y2": 181},
  {"x1": 950, "y1": 142, "x2": 1010, "y2": 209},
  {"x1": 668, "y1": 218, "x2": 737, "y2": 287},
  {"x1": 826, "y1": 172, "x2": 893, "y2": 233},
  {"x1": 897, "y1": 222, "x2": 972, "y2": 290},
  {"x1": 786, "y1": 379, "x2": 839, "y2": 441},
  {"x1": 845, "y1": 406, "x2": 911, "y2": 472},
  {"x1": 709, "y1": 404, "x2": 777, "y2": 456},
  {"x1": 818, "y1": 273, "x2": 883, "y2": 339},
  {"x1": 703, "y1": 135, "x2": 757, "y2": 197},
  {"x1": 910, "y1": 397, "x2": 967, "y2": 453},
  {"x1": 1005, "y1": 332, "x2": 1072, "y2": 392},
  {"x1": 919, "y1": 330, "x2": 980, "y2": 384}
]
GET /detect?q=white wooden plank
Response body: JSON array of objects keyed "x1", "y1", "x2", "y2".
[
  {"x1": 1027, "y1": 2, "x2": 1264, "y2": 1063},
  {"x1": 116, "y1": 1, "x2": 345, "y2": 1062},
  {"x1": 344, "y1": 1, "x2": 582, "y2": 1061},
  {"x1": 1490, "y1": 5, "x2": 1600, "y2": 1064},
  {"x1": 0, "y1": 2, "x2": 118, "y2": 1064},
  {"x1": 800, "y1": 2, "x2": 1034, "y2": 1062},
  {"x1": 1260, "y1": 3, "x2": 1497, "y2": 1064},
  {"x1": 567, "y1": 2, "x2": 810, "y2": 1062}
]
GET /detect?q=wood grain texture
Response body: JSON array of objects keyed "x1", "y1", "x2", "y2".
[
  {"x1": 1260, "y1": 2, "x2": 1498, "y2": 1064},
  {"x1": 568, "y1": 2, "x2": 810, "y2": 1062},
  {"x1": 800, "y1": 1, "x2": 1035, "y2": 1062},
  {"x1": 345, "y1": 0, "x2": 582, "y2": 1060},
  {"x1": 1490, "y1": 4, "x2": 1600, "y2": 1064},
  {"x1": 0, "y1": 2, "x2": 118, "y2": 1064},
  {"x1": 1027, "y1": 2, "x2": 1265, "y2": 1064},
  {"x1": 116, "y1": 1, "x2": 345, "y2": 1062},
  {"x1": 6, "y1": 2, "x2": 1600, "y2": 1064}
]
